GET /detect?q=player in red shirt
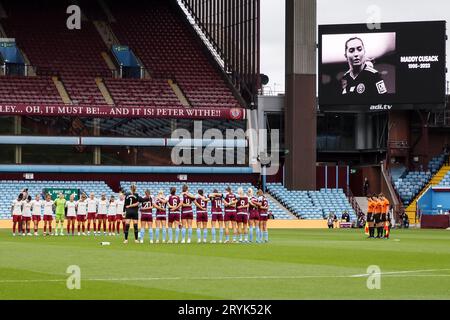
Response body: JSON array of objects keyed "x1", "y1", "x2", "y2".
[
  {"x1": 194, "y1": 189, "x2": 209, "y2": 243},
  {"x1": 154, "y1": 190, "x2": 168, "y2": 243},
  {"x1": 167, "y1": 187, "x2": 181, "y2": 243},
  {"x1": 180, "y1": 184, "x2": 196, "y2": 244},
  {"x1": 248, "y1": 188, "x2": 260, "y2": 243},
  {"x1": 11, "y1": 193, "x2": 24, "y2": 236},
  {"x1": 223, "y1": 186, "x2": 238, "y2": 243},
  {"x1": 257, "y1": 190, "x2": 270, "y2": 243},
  {"x1": 76, "y1": 193, "x2": 88, "y2": 235},
  {"x1": 236, "y1": 187, "x2": 249, "y2": 243},
  {"x1": 115, "y1": 193, "x2": 126, "y2": 235},
  {"x1": 209, "y1": 189, "x2": 224, "y2": 243}
]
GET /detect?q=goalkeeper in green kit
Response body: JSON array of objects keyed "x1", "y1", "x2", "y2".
[{"x1": 54, "y1": 193, "x2": 66, "y2": 236}]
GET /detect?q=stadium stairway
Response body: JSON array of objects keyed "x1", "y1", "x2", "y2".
[
  {"x1": 168, "y1": 79, "x2": 191, "y2": 107},
  {"x1": 95, "y1": 77, "x2": 114, "y2": 105},
  {"x1": 52, "y1": 76, "x2": 72, "y2": 104},
  {"x1": 355, "y1": 197, "x2": 368, "y2": 215},
  {"x1": 405, "y1": 165, "x2": 450, "y2": 223}
]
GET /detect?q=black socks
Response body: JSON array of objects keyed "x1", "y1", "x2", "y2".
[
  {"x1": 124, "y1": 223, "x2": 130, "y2": 240},
  {"x1": 134, "y1": 224, "x2": 139, "y2": 240}
]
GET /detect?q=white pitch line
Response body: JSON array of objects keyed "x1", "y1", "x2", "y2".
[
  {"x1": 349, "y1": 268, "x2": 450, "y2": 278},
  {"x1": 2, "y1": 269, "x2": 450, "y2": 283}
]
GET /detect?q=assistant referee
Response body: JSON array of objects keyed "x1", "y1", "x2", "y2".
[{"x1": 124, "y1": 184, "x2": 140, "y2": 244}]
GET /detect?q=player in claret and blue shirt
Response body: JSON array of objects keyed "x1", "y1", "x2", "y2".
[
  {"x1": 139, "y1": 189, "x2": 154, "y2": 243},
  {"x1": 167, "y1": 187, "x2": 181, "y2": 244},
  {"x1": 248, "y1": 188, "x2": 261, "y2": 243},
  {"x1": 194, "y1": 189, "x2": 209, "y2": 243},
  {"x1": 180, "y1": 184, "x2": 196, "y2": 244},
  {"x1": 154, "y1": 190, "x2": 168, "y2": 243},
  {"x1": 236, "y1": 187, "x2": 249, "y2": 243},
  {"x1": 223, "y1": 186, "x2": 238, "y2": 243},
  {"x1": 257, "y1": 190, "x2": 270, "y2": 243},
  {"x1": 209, "y1": 189, "x2": 224, "y2": 243}
]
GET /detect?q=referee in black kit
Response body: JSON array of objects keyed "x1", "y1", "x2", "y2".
[
  {"x1": 341, "y1": 37, "x2": 388, "y2": 97},
  {"x1": 123, "y1": 183, "x2": 140, "y2": 244}
]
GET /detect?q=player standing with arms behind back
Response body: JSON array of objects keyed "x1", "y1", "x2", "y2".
[
  {"x1": 54, "y1": 193, "x2": 66, "y2": 236},
  {"x1": 124, "y1": 184, "x2": 140, "y2": 244},
  {"x1": 167, "y1": 187, "x2": 181, "y2": 244},
  {"x1": 154, "y1": 190, "x2": 168, "y2": 243},
  {"x1": 42, "y1": 194, "x2": 55, "y2": 236},
  {"x1": 209, "y1": 189, "x2": 224, "y2": 243},
  {"x1": 11, "y1": 193, "x2": 24, "y2": 236},
  {"x1": 65, "y1": 194, "x2": 77, "y2": 236},
  {"x1": 248, "y1": 188, "x2": 260, "y2": 243},
  {"x1": 223, "y1": 186, "x2": 238, "y2": 243},
  {"x1": 86, "y1": 193, "x2": 98, "y2": 235},
  {"x1": 236, "y1": 187, "x2": 249, "y2": 243},
  {"x1": 180, "y1": 184, "x2": 195, "y2": 243},
  {"x1": 31, "y1": 194, "x2": 43, "y2": 236},
  {"x1": 97, "y1": 193, "x2": 108, "y2": 236},
  {"x1": 257, "y1": 190, "x2": 270, "y2": 243},
  {"x1": 139, "y1": 189, "x2": 154, "y2": 244},
  {"x1": 366, "y1": 196, "x2": 375, "y2": 238},
  {"x1": 22, "y1": 196, "x2": 33, "y2": 236},
  {"x1": 76, "y1": 193, "x2": 88, "y2": 235},
  {"x1": 116, "y1": 193, "x2": 125, "y2": 235},
  {"x1": 379, "y1": 193, "x2": 390, "y2": 239},
  {"x1": 107, "y1": 195, "x2": 117, "y2": 236},
  {"x1": 194, "y1": 189, "x2": 209, "y2": 243}
]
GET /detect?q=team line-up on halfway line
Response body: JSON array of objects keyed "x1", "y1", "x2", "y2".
[{"x1": 10, "y1": 184, "x2": 270, "y2": 244}]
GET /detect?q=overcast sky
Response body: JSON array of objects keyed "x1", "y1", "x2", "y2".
[{"x1": 260, "y1": 0, "x2": 450, "y2": 93}]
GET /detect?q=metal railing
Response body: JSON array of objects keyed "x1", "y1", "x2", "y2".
[
  {"x1": 345, "y1": 186, "x2": 365, "y2": 227},
  {"x1": 0, "y1": 63, "x2": 35, "y2": 76}
]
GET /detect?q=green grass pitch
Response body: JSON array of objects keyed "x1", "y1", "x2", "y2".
[{"x1": 1, "y1": 228, "x2": 450, "y2": 300}]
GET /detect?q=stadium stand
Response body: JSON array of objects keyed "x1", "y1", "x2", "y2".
[
  {"x1": 0, "y1": 180, "x2": 115, "y2": 220},
  {"x1": 393, "y1": 154, "x2": 446, "y2": 205},
  {"x1": 0, "y1": 76, "x2": 63, "y2": 104},
  {"x1": 437, "y1": 171, "x2": 450, "y2": 186},
  {"x1": 266, "y1": 183, "x2": 356, "y2": 221},
  {"x1": 427, "y1": 153, "x2": 446, "y2": 174},
  {"x1": 120, "y1": 181, "x2": 293, "y2": 220},
  {"x1": 104, "y1": 78, "x2": 182, "y2": 107},
  {"x1": 1, "y1": 0, "x2": 111, "y2": 104},
  {"x1": 389, "y1": 165, "x2": 407, "y2": 182},
  {"x1": 109, "y1": 0, "x2": 241, "y2": 108},
  {"x1": 394, "y1": 171, "x2": 431, "y2": 205},
  {"x1": 0, "y1": 0, "x2": 243, "y2": 110}
]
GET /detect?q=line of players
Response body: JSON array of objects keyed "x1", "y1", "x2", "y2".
[
  {"x1": 10, "y1": 185, "x2": 270, "y2": 244},
  {"x1": 365, "y1": 193, "x2": 391, "y2": 239}
]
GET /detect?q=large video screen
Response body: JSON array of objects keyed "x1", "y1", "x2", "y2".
[{"x1": 318, "y1": 21, "x2": 446, "y2": 109}]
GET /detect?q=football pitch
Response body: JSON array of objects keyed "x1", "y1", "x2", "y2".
[{"x1": 1, "y1": 228, "x2": 450, "y2": 300}]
